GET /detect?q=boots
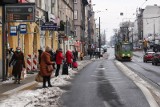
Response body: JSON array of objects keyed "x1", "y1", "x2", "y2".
[
  {"x1": 13, "y1": 79, "x2": 17, "y2": 84},
  {"x1": 18, "y1": 80, "x2": 20, "y2": 84}
]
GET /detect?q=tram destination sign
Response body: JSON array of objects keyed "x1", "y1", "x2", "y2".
[{"x1": 5, "y1": 3, "x2": 35, "y2": 22}]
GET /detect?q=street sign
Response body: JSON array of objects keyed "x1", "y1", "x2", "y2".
[
  {"x1": 41, "y1": 23, "x2": 58, "y2": 31},
  {"x1": 19, "y1": 24, "x2": 27, "y2": 34},
  {"x1": 5, "y1": 3, "x2": 35, "y2": 22},
  {"x1": 10, "y1": 26, "x2": 17, "y2": 36}
]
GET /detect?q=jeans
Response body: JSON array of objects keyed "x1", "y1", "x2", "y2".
[{"x1": 43, "y1": 76, "x2": 51, "y2": 87}]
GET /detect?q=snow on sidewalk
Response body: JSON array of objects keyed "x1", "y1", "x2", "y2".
[{"x1": 0, "y1": 60, "x2": 91, "y2": 107}]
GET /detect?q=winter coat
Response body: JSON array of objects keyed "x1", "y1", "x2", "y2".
[
  {"x1": 40, "y1": 52, "x2": 53, "y2": 76},
  {"x1": 66, "y1": 50, "x2": 73, "y2": 64},
  {"x1": 56, "y1": 51, "x2": 64, "y2": 64},
  {"x1": 9, "y1": 51, "x2": 25, "y2": 77}
]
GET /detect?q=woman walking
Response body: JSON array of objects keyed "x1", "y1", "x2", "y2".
[
  {"x1": 9, "y1": 47, "x2": 25, "y2": 84},
  {"x1": 40, "y1": 46, "x2": 54, "y2": 88},
  {"x1": 55, "y1": 48, "x2": 64, "y2": 77}
]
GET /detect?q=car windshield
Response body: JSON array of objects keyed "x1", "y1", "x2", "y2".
[{"x1": 122, "y1": 44, "x2": 131, "y2": 51}]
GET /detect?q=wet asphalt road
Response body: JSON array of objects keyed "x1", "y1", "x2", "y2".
[{"x1": 61, "y1": 48, "x2": 150, "y2": 107}]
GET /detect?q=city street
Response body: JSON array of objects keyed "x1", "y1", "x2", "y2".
[
  {"x1": 61, "y1": 48, "x2": 160, "y2": 107},
  {"x1": 0, "y1": 48, "x2": 160, "y2": 107}
]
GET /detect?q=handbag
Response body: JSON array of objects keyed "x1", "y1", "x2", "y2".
[
  {"x1": 35, "y1": 73, "x2": 43, "y2": 82},
  {"x1": 47, "y1": 65, "x2": 54, "y2": 72}
]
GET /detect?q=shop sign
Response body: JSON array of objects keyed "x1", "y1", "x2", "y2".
[{"x1": 41, "y1": 23, "x2": 58, "y2": 30}]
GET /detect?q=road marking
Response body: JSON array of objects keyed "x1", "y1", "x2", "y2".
[
  {"x1": 115, "y1": 60, "x2": 159, "y2": 107},
  {"x1": 135, "y1": 82, "x2": 159, "y2": 107},
  {"x1": 2, "y1": 81, "x2": 37, "y2": 95},
  {"x1": 103, "y1": 101, "x2": 111, "y2": 107}
]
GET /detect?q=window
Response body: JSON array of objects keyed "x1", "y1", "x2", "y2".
[
  {"x1": 74, "y1": 0, "x2": 77, "y2": 3},
  {"x1": 74, "y1": 10, "x2": 78, "y2": 19}
]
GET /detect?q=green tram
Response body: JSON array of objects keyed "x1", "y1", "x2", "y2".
[{"x1": 115, "y1": 42, "x2": 133, "y2": 61}]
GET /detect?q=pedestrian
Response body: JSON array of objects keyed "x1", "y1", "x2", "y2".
[
  {"x1": 143, "y1": 38, "x2": 148, "y2": 53},
  {"x1": 72, "y1": 50, "x2": 77, "y2": 61},
  {"x1": 38, "y1": 49, "x2": 43, "y2": 64},
  {"x1": 75, "y1": 49, "x2": 78, "y2": 60},
  {"x1": 9, "y1": 47, "x2": 25, "y2": 84},
  {"x1": 55, "y1": 48, "x2": 64, "y2": 77},
  {"x1": 66, "y1": 50, "x2": 73, "y2": 68},
  {"x1": 80, "y1": 52, "x2": 84, "y2": 60},
  {"x1": 40, "y1": 46, "x2": 54, "y2": 88}
]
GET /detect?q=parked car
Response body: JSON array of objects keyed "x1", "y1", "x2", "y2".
[
  {"x1": 152, "y1": 52, "x2": 160, "y2": 65},
  {"x1": 143, "y1": 51, "x2": 155, "y2": 62}
]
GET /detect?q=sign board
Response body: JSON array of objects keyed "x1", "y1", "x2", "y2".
[
  {"x1": 10, "y1": 26, "x2": 17, "y2": 36},
  {"x1": 5, "y1": 3, "x2": 35, "y2": 22},
  {"x1": 19, "y1": 24, "x2": 27, "y2": 34},
  {"x1": 41, "y1": 23, "x2": 58, "y2": 31}
]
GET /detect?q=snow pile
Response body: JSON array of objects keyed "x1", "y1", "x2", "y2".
[
  {"x1": 0, "y1": 87, "x2": 64, "y2": 107},
  {"x1": 0, "y1": 60, "x2": 91, "y2": 107}
]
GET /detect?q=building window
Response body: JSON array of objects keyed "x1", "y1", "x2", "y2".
[
  {"x1": 74, "y1": 0, "x2": 77, "y2": 3},
  {"x1": 74, "y1": 10, "x2": 78, "y2": 20}
]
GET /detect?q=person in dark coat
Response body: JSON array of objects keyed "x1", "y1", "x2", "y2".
[
  {"x1": 38, "y1": 49, "x2": 43, "y2": 64},
  {"x1": 9, "y1": 47, "x2": 25, "y2": 84},
  {"x1": 40, "y1": 46, "x2": 54, "y2": 88},
  {"x1": 66, "y1": 50, "x2": 73, "y2": 68},
  {"x1": 55, "y1": 48, "x2": 64, "y2": 77}
]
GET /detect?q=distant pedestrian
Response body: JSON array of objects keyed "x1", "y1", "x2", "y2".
[
  {"x1": 75, "y1": 49, "x2": 78, "y2": 60},
  {"x1": 40, "y1": 46, "x2": 54, "y2": 88},
  {"x1": 38, "y1": 49, "x2": 43, "y2": 64},
  {"x1": 9, "y1": 47, "x2": 25, "y2": 84},
  {"x1": 72, "y1": 50, "x2": 77, "y2": 61},
  {"x1": 55, "y1": 48, "x2": 64, "y2": 77},
  {"x1": 80, "y1": 52, "x2": 84, "y2": 60},
  {"x1": 66, "y1": 50, "x2": 73, "y2": 68},
  {"x1": 143, "y1": 38, "x2": 148, "y2": 53}
]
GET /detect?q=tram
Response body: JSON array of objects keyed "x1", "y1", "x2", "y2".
[{"x1": 115, "y1": 41, "x2": 133, "y2": 61}]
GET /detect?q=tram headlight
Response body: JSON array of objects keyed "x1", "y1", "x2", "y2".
[
  {"x1": 122, "y1": 54, "x2": 125, "y2": 57},
  {"x1": 127, "y1": 54, "x2": 130, "y2": 57}
]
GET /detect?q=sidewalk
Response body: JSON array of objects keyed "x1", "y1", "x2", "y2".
[{"x1": 0, "y1": 57, "x2": 92, "y2": 101}]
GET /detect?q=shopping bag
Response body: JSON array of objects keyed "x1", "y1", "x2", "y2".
[
  {"x1": 47, "y1": 65, "x2": 54, "y2": 73},
  {"x1": 35, "y1": 73, "x2": 43, "y2": 82},
  {"x1": 21, "y1": 68, "x2": 27, "y2": 80},
  {"x1": 72, "y1": 61, "x2": 78, "y2": 68},
  {"x1": 62, "y1": 61, "x2": 68, "y2": 75}
]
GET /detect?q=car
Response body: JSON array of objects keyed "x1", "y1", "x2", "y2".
[
  {"x1": 152, "y1": 52, "x2": 160, "y2": 65},
  {"x1": 143, "y1": 51, "x2": 155, "y2": 62}
]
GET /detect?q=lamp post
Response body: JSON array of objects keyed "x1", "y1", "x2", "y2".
[{"x1": 98, "y1": 17, "x2": 101, "y2": 58}]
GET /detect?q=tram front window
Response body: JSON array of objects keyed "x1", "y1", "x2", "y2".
[{"x1": 122, "y1": 44, "x2": 131, "y2": 51}]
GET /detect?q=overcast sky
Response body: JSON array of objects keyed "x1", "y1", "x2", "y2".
[{"x1": 92, "y1": 0, "x2": 160, "y2": 41}]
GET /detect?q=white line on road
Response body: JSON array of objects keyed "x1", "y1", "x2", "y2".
[
  {"x1": 135, "y1": 82, "x2": 159, "y2": 107},
  {"x1": 115, "y1": 60, "x2": 159, "y2": 107}
]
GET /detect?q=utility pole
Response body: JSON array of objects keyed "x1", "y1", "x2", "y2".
[
  {"x1": 153, "y1": 19, "x2": 155, "y2": 41},
  {"x1": 99, "y1": 17, "x2": 101, "y2": 58}
]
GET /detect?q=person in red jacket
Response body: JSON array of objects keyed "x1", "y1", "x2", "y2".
[
  {"x1": 55, "y1": 48, "x2": 64, "y2": 77},
  {"x1": 66, "y1": 50, "x2": 73, "y2": 68}
]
